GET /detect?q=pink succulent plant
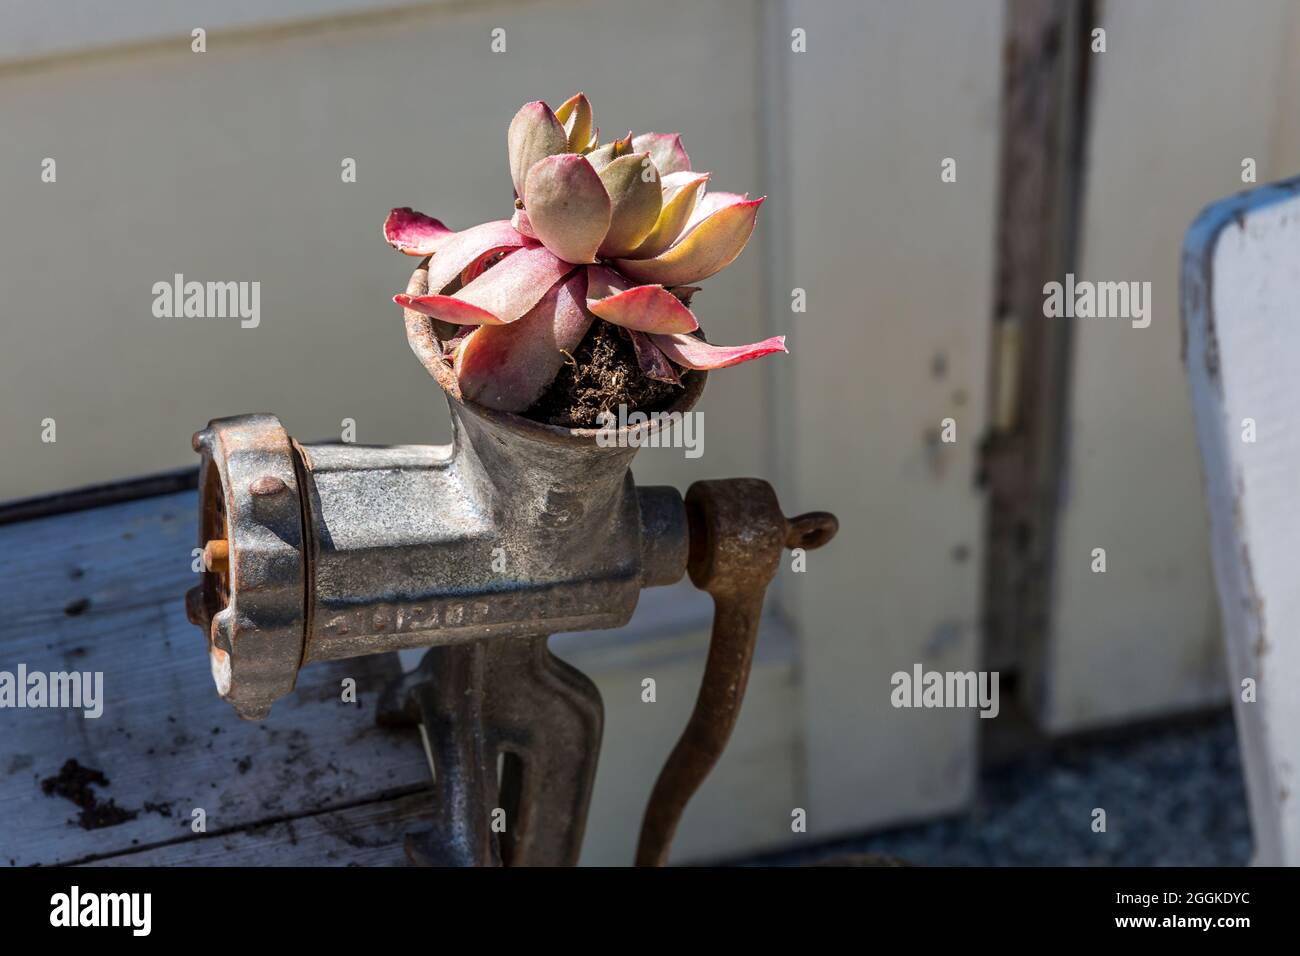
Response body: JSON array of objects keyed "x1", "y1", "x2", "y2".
[{"x1": 385, "y1": 92, "x2": 786, "y2": 413}]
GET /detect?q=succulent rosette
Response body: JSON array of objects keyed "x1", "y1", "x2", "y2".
[{"x1": 385, "y1": 93, "x2": 786, "y2": 413}]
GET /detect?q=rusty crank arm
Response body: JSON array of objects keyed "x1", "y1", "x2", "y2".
[{"x1": 636, "y1": 479, "x2": 838, "y2": 867}]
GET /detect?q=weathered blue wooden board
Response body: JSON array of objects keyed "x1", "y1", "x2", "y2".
[{"x1": 0, "y1": 490, "x2": 429, "y2": 866}]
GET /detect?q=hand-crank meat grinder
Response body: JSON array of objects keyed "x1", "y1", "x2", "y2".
[{"x1": 185, "y1": 260, "x2": 837, "y2": 866}]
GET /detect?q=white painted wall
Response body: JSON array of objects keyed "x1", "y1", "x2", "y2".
[
  {"x1": 1, "y1": 0, "x2": 429, "y2": 64},
  {"x1": 775, "y1": 0, "x2": 1000, "y2": 834},
  {"x1": 1038, "y1": 0, "x2": 1300, "y2": 731}
]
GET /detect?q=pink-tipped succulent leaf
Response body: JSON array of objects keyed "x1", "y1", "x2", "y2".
[
  {"x1": 384, "y1": 208, "x2": 455, "y2": 256},
  {"x1": 631, "y1": 132, "x2": 691, "y2": 176},
  {"x1": 511, "y1": 208, "x2": 539, "y2": 240},
  {"x1": 423, "y1": 219, "x2": 532, "y2": 294},
  {"x1": 524, "y1": 154, "x2": 611, "y2": 264},
  {"x1": 595, "y1": 153, "x2": 663, "y2": 258},
  {"x1": 586, "y1": 266, "x2": 698, "y2": 334},
  {"x1": 628, "y1": 171, "x2": 709, "y2": 259},
  {"x1": 396, "y1": 245, "x2": 572, "y2": 325},
  {"x1": 648, "y1": 332, "x2": 787, "y2": 370},
  {"x1": 508, "y1": 101, "x2": 570, "y2": 203},
  {"x1": 685, "y1": 191, "x2": 749, "y2": 231},
  {"x1": 386, "y1": 93, "x2": 785, "y2": 411},
  {"x1": 615, "y1": 197, "x2": 764, "y2": 286},
  {"x1": 555, "y1": 92, "x2": 595, "y2": 153},
  {"x1": 456, "y1": 271, "x2": 594, "y2": 412},
  {"x1": 585, "y1": 131, "x2": 634, "y2": 172}
]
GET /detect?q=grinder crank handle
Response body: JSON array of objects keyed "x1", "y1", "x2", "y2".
[{"x1": 635, "y1": 479, "x2": 838, "y2": 867}]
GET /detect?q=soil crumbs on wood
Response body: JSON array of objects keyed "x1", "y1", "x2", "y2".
[{"x1": 41, "y1": 759, "x2": 140, "y2": 830}]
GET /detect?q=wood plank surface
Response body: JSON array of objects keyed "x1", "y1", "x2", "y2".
[
  {"x1": 81, "y1": 792, "x2": 426, "y2": 867},
  {"x1": 0, "y1": 491, "x2": 429, "y2": 866}
]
